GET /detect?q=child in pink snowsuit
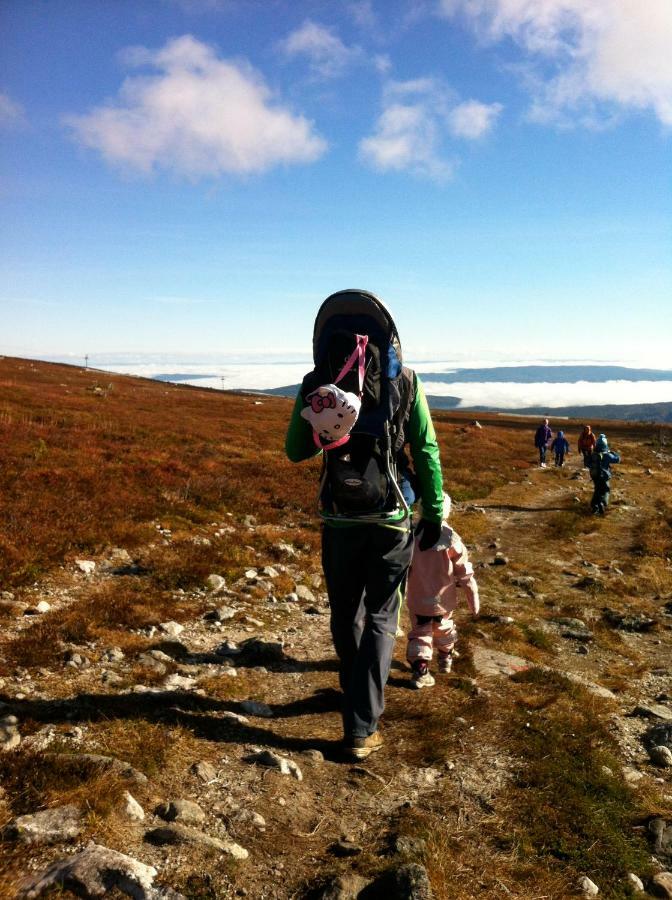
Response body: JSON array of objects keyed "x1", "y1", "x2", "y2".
[{"x1": 406, "y1": 497, "x2": 479, "y2": 688}]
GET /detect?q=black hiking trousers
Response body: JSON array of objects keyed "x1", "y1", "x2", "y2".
[
  {"x1": 591, "y1": 476, "x2": 610, "y2": 513},
  {"x1": 322, "y1": 522, "x2": 413, "y2": 739}
]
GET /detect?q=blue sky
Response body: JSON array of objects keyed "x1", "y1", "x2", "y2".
[{"x1": 1, "y1": 0, "x2": 671, "y2": 363}]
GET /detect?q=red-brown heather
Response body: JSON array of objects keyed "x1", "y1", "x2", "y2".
[{"x1": 1, "y1": 354, "x2": 672, "y2": 900}]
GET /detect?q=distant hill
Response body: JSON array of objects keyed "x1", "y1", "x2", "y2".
[{"x1": 425, "y1": 396, "x2": 672, "y2": 422}]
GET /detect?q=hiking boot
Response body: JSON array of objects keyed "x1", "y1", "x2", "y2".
[
  {"x1": 345, "y1": 730, "x2": 383, "y2": 760},
  {"x1": 437, "y1": 653, "x2": 453, "y2": 674},
  {"x1": 411, "y1": 661, "x2": 435, "y2": 689}
]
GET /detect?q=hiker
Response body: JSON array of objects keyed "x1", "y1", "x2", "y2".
[
  {"x1": 534, "y1": 418, "x2": 552, "y2": 467},
  {"x1": 551, "y1": 430, "x2": 570, "y2": 467},
  {"x1": 589, "y1": 433, "x2": 620, "y2": 515},
  {"x1": 578, "y1": 424, "x2": 596, "y2": 467},
  {"x1": 285, "y1": 290, "x2": 443, "y2": 760},
  {"x1": 406, "y1": 493, "x2": 479, "y2": 688}
]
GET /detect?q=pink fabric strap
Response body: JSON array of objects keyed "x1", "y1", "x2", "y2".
[
  {"x1": 312, "y1": 431, "x2": 351, "y2": 452},
  {"x1": 334, "y1": 334, "x2": 368, "y2": 395}
]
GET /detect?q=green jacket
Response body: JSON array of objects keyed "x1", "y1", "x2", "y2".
[{"x1": 284, "y1": 371, "x2": 444, "y2": 524}]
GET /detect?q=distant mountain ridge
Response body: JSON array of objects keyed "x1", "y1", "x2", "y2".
[{"x1": 425, "y1": 397, "x2": 672, "y2": 423}]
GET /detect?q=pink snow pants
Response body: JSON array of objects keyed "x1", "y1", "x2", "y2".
[{"x1": 407, "y1": 613, "x2": 457, "y2": 663}]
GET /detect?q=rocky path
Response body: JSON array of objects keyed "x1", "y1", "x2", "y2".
[{"x1": 1, "y1": 435, "x2": 671, "y2": 899}]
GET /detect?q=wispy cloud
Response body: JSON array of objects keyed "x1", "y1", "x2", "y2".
[
  {"x1": 66, "y1": 35, "x2": 327, "y2": 179},
  {"x1": 0, "y1": 91, "x2": 26, "y2": 129},
  {"x1": 448, "y1": 99, "x2": 503, "y2": 138},
  {"x1": 278, "y1": 20, "x2": 364, "y2": 79},
  {"x1": 439, "y1": 0, "x2": 672, "y2": 127},
  {"x1": 360, "y1": 79, "x2": 500, "y2": 179},
  {"x1": 359, "y1": 78, "x2": 455, "y2": 180}
]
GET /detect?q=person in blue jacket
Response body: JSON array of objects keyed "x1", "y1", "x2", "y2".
[
  {"x1": 589, "y1": 433, "x2": 620, "y2": 515},
  {"x1": 534, "y1": 418, "x2": 552, "y2": 467},
  {"x1": 551, "y1": 430, "x2": 570, "y2": 467}
]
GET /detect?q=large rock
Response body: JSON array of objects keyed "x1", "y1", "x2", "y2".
[
  {"x1": 17, "y1": 842, "x2": 170, "y2": 899},
  {"x1": 652, "y1": 872, "x2": 672, "y2": 898},
  {"x1": 316, "y1": 874, "x2": 372, "y2": 899},
  {"x1": 239, "y1": 638, "x2": 285, "y2": 665},
  {"x1": 649, "y1": 818, "x2": 672, "y2": 863},
  {"x1": 372, "y1": 863, "x2": 434, "y2": 899},
  {"x1": 204, "y1": 606, "x2": 236, "y2": 623},
  {"x1": 643, "y1": 723, "x2": 672, "y2": 751},
  {"x1": 156, "y1": 799, "x2": 205, "y2": 826},
  {"x1": 577, "y1": 875, "x2": 599, "y2": 896},
  {"x1": 6, "y1": 804, "x2": 82, "y2": 845},
  {"x1": 191, "y1": 760, "x2": 217, "y2": 782},
  {"x1": 631, "y1": 703, "x2": 672, "y2": 722},
  {"x1": 0, "y1": 714, "x2": 21, "y2": 750},
  {"x1": 205, "y1": 574, "x2": 226, "y2": 593},
  {"x1": 245, "y1": 749, "x2": 303, "y2": 781},
  {"x1": 158, "y1": 621, "x2": 184, "y2": 638},
  {"x1": 650, "y1": 745, "x2": 672, "y2": 767},
  {"x1": 559, "y1": 672, "x2": 615, "y2": 700},
  {"x1": 295, "y1": 584, "x2": 316, "y2": 603},
  {"x1": 471, "y1": 647, "x2": 530, "y2": 678},
  {"x1": 602, "y1": 608, "x2": 657, "y2": 632},
  {"x1": 123, "y1": 792, "x2": 145, "y2": 822},
  {"x1": 145, "y1": 824, "x2": 248, "y2": 859}
]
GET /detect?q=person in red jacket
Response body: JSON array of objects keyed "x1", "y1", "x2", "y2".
[{"x1": 578, "y1": 424, "x2": 596, "y2": 468}]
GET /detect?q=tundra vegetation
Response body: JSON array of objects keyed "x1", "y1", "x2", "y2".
[{"x1": 0, "y1": 355, "x2": 671, "y2": 899}]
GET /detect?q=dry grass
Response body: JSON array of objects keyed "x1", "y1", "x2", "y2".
[
  {"x1": 633, "y1": 499, "x2": 672, "y2": 559},
  {"x1": 2, "y1": 579, "x2": 201, "y2": 671},
  {"x1": 2, "y1": 357, "x2": 672, "y2": 899}
]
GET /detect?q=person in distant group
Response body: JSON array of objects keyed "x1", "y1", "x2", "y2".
[
  {"x1": 551, "y1": 430, "x2": 570, "y2": 467},
  {"x1": 589, "y1": 433, "x2": 620, "y2": 515},
  {"x1": 405, "y1": 494, "x2": 479, "y2": 688},
  {"x1": 534, "y1": 418, "x2": 552, "y2": 467},
  {"x1": 578, "y1": 424, "x2": 596, "y2": 467}
]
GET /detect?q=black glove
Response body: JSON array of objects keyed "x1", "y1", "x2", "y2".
[{"x1": 416, "y1": 519, "x2": 442, "y2": 551}]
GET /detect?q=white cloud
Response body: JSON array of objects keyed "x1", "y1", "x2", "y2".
[
  {"x1": 421, "y1": 379, "x2": 672, "y2": 409},
  {"x1": 0, "y1": 91, "x2": 26, "y2": 129},
  {"x1": 448, "y1": 99, "x2": 503, "y2": 138},
  {"x1": 279, "y1": 20, "x2": 362, "y2": 79},
  {"x1": 359, "y1": 79, "x2": 456, "y2": 179},
  {"x1": 347, "y1": 1, "x2": 377, "y2": 30},
  {"x1": 439, "y1": 0, "x2": 672, "y2": 126},
  {"x1": 66, "y1": 35, "x2": 327, "y2": 178}
]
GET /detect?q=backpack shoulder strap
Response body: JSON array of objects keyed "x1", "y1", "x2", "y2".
[{"x1": 393, "y1": 366, "x2": 415, "y2": 453}]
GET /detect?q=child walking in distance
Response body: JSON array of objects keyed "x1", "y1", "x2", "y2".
[
  {"x1": 551, "y1": 430, "x2": 570, "y2": 467},
  {"x1": 534, "y1": 418, "x2": 552, "y2": 467},
  {"x1": 578, "y1": 424, "x2": 596, "y2": 467},
  {"x1": 406, "y1": 495, "x2": 479, "y2": 688},
  {"x1": 589, "y1": 433, "x2": 620, "y2": 516}
]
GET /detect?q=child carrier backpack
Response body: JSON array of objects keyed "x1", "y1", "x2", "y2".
[{"x1": 300, "y1": 289, "x2": 415, "y2": 524}]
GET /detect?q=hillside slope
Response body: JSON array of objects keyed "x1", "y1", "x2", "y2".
[{"x1": 1, "y1": 356, "x2": 672, "y2": 900}]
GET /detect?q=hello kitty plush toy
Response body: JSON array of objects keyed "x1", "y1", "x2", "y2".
[{"x1": 300, "y1": 334, "x2": 367, "y2": 450}]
